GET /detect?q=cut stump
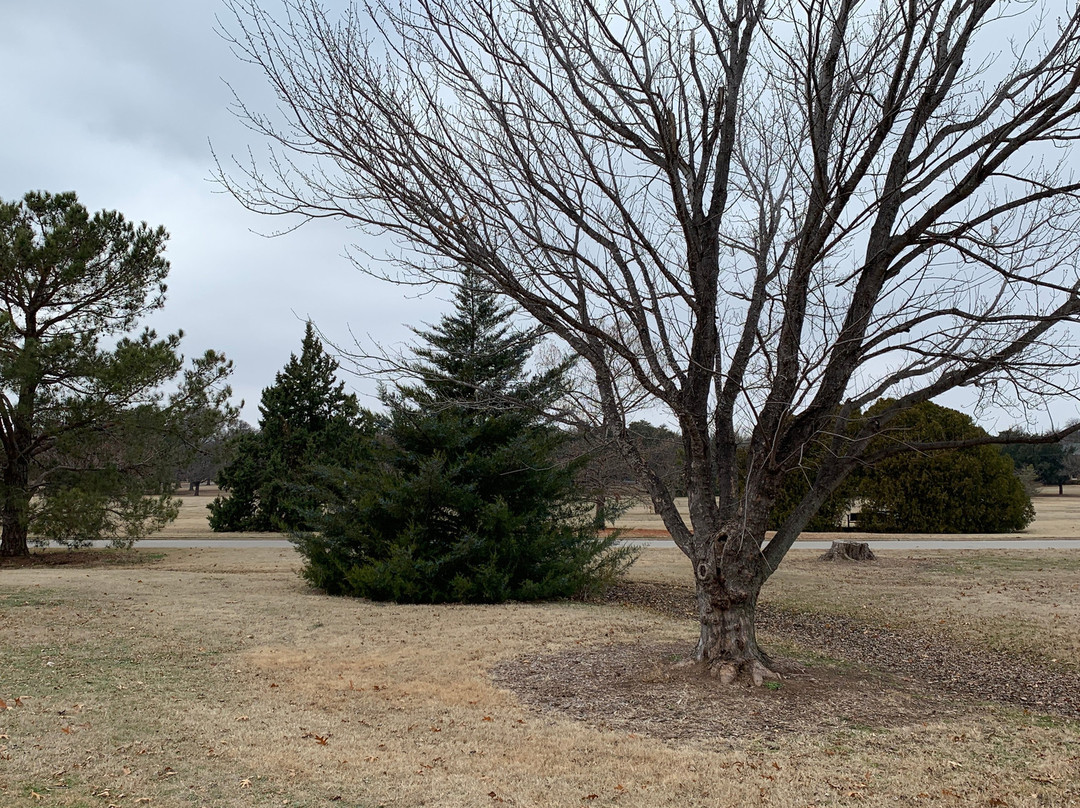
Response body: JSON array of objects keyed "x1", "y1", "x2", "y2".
[{"x1": 819, "y1": 540, "x2": 876, "y2": 562}]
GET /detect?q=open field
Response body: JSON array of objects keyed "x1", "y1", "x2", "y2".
[
  {"x1": 149, "y1": 483, "x2": 1080, "y2": 542},
  {"x1": 2, "y1": 493, "x2": 1080, "y2": 806},
  {"x1": 615, "y1": 485, "x2": 1080, "y2": 541}
]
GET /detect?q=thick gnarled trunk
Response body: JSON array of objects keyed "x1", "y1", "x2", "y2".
[{"x1": 691, "y1": 551, "x2": 778, "y2": 685}]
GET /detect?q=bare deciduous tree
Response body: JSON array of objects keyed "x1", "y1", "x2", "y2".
[{"x1": 218, "y1": 0, "x2": 1080, "y2": 683}]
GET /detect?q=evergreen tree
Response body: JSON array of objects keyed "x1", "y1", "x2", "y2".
[
  {"x1": 854, "y1": 401, "x2": 1034, "y2": 533},
  {"x1": 0, "y1": 191, "x2": 234, "y2": 556},
  {"x1": 297, "y1": 272, "x2": 634, "y2": 603},
  {"x1": 999, "y1": 431, "x2": 1071, "y2": 494},
  {"x1": 209, "y1": 322, "x2": 371, "y2": 531}
]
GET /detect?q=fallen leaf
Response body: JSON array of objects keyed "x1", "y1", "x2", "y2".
[{"x1": 240, "y1": 778, "x2": 252, "y2": 788}]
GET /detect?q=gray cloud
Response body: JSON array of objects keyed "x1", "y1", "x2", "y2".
[{"x1": 0, "y1": 0, "x2": 447, "y2": 425}]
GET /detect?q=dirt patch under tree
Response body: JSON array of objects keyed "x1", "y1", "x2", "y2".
[{"x1": 494, "y1": 580, "x2": 1078, "y2": 744}]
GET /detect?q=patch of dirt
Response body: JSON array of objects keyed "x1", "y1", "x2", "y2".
[
  {"x1": 494, "y1": 640, "x2": 958, "y2": 745},
  {"x1": 494, "y1": 580, "x2": 1078, "y2": 743}
]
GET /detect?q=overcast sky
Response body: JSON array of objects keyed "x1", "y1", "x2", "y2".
[
  {"x1": 3, "y1": 1, "x2": 1078, "y2": 435},
  {"x1": 0, "y1": 0, "x2": 447, "y2": 424}
]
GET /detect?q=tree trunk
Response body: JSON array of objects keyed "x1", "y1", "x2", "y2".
[
  {"x1": 1, "y1": 508, "x2": 29, "y2": 556},
  {"x1": 1, "y1": 454, "x2": 32, "y2": 557},
  {"x1": 691, "y1": 554, "x2": 778, "y2": 686},
  {"x1": 819, "y1": 540, "x2": 876, "y2": 561},
  {"x1": 592, "y1": 494, "x2": 606, "y2": 530}
]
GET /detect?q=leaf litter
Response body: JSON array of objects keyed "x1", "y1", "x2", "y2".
[{"x1": 493, "y1": 580, "x2": 1078, "y2": 744}]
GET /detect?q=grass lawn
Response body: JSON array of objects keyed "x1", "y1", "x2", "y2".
[
  {"x1": 1, "y1": 489, "x2": 1078, "y2": 806},
  {"x1": 1, "y1": 544, "x2": 1078, "y2": 807}
]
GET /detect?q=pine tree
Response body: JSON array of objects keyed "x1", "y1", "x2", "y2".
[
  {"x1": 209, "y1": 322, "x2": 371, "y2": 531},
  {"x1": 297, "y1": 272, "x2": 634, "y2": 603},
  {"x1": 0, "y1": 191, "x2": 234, "y2": 556}
]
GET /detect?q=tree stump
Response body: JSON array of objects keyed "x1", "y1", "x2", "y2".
[{"x1": 819, "y1": 541, "x2": 876, "y2": 561}]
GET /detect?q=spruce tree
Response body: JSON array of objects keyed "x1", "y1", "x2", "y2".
[
  {"x1": 297, "y1": 272, "x2": 634, "y2": 603},
  {"x1": 209, "y1": 322, "x2": 371, "y2": 531}
]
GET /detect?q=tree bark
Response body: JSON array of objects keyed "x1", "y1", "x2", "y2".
[
  {"x1": 1, "y1": 508, "x2": 29, "y2": 556},
  {"x1": 685, "y1": 521, "x2": 779, "y2": 685},
  {"x1": 693, "y1": 574, "x2": 778, "y2": 685},
  {"x1": 1, "y1": 461, "x2": 31, "y2": 557},
  {"x1": 819, "y1": 540, "x2": 876, "y2": 561}
]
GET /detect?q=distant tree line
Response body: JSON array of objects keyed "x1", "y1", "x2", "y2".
[{"x1": 211, "y1": 297, "x2": 1066, "y2": 553}]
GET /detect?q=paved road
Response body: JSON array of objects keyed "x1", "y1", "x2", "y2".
[{"x1": 43, "y1": 538, "x2": 1080, "y2": 550}]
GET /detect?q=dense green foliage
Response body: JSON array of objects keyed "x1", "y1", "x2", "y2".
[
  {"x1": 0, "y1": 191, "x2": 234, "y2": 555},
  {"x1": 768, "y1": 464, "x2": 855, "y2": 531},
  {"x1": 209, "y1": 323, "x2": 371, "y2": 531},
  {"x1": 296, "y1": 272, "x2": 635, "y2": 603},
  {"x1": 855, "y1": 401, "x2": 1033, "y2": 533},
  {"x1": 999, "y1": 432, "x2": 1071, "y2": 490}
]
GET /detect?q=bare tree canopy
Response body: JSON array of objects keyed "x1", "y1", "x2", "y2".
[{"x1": 218, "y1": 0, "x2": 1080, "y2": 683}]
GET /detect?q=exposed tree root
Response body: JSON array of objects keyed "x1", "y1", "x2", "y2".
[
  {"x1": 707, "y1": 658, "x2": 783, "y2": 686},
  {"x1": 675, "y1": 650, "x2": 809, "y2": 687}
]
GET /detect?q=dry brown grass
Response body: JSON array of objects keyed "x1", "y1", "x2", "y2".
[
  {"x1": 2, "y1": 490, "x2": 1079, "y2": 806},
  {"x1": 1, "y1": 544, "x2": 1078, "y2": 807},
  {"x1": 631, "y1": 548, "x2": 1080, "y2": 668}
]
